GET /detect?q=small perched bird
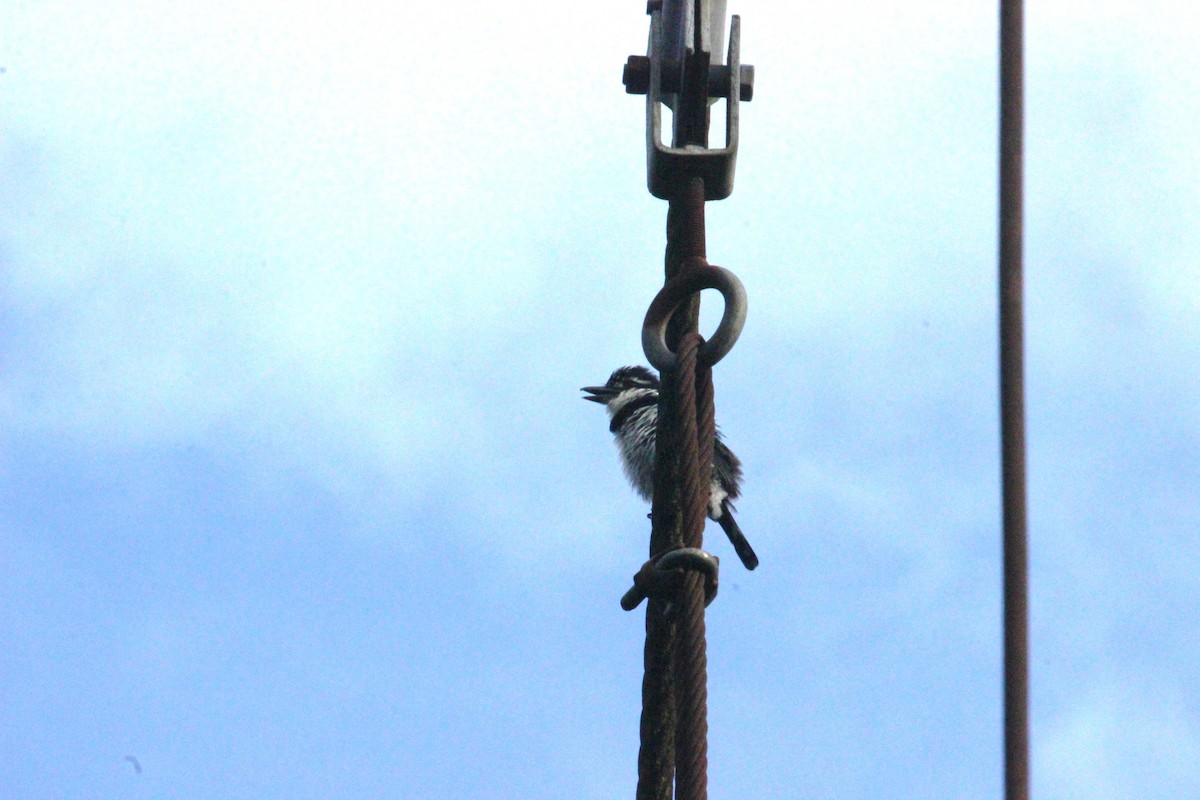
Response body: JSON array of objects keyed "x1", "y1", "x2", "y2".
[{"x1": 582, "y1": 365, "x2": 759, "y2": 570}]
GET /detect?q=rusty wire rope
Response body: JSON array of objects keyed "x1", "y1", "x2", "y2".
[
  {"x1": 629, "y1": 186, "x2": 744, "y2": 800},
  {"x1": 631, "y1": 178, "x2": 731, "y2": 800},
  {"x1": 669, "y1": 332, "x2": 716, "y2": 800}
]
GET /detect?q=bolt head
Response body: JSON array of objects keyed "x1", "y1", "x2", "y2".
[{"x1": 623, "y1": 55, "x2": 651, "y2": 95}]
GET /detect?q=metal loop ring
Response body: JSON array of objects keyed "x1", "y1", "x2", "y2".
[{"x1": 642, "y1": 261, "x2": 747, "y2": 372}]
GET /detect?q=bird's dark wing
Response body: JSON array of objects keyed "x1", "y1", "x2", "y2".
[{"x1": 712, "y1": 433, "x2": 743, "y2": 502}]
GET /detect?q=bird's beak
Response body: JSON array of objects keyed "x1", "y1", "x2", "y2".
[{"x1": 581, "y1": 385, "x2": 615, "y2": 404}]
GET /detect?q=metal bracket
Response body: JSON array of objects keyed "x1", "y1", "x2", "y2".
[{"x1": 622, "y1": 1, "x2": 753, "y2": 201}]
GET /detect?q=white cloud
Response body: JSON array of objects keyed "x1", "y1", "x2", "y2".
[{"x1": 1038, "y1": 682, "x2": 1200, "y2": 799}]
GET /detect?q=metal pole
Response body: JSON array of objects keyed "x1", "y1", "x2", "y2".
[{"x1": 999, "y1": 1, "x2": 1029, "y2": 799}]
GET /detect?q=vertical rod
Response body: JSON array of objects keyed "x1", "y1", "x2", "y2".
[{"x1": 999, "y1": 1, "x2": 1029, "y2": 799}]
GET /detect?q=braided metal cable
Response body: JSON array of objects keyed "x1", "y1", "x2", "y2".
[
  {"x1": 636, "y1": 360, "x2": 680, "y2": 800},
  {"x1": 674, "y1": 335, "x2": 707, "y2": 551},
  {"x1": 633, "y1": 178, "x2": 740, "y2": 800},
  {"x1": 672, "y1": 333, "x2": 712, "y2": 800},
  {"x1": 636, "y1": 603, "x2": 676, "y2": 800},
  {"x1": 635, "y1": 178, "x2": 706, "y2": 800},
  {"x1": 693, "y1": 349, "x2": 716, "y2": 527}
]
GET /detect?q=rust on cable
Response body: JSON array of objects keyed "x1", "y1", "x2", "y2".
[{"x1": 669, "y1": 332, "x2": 714, "y2": 800}]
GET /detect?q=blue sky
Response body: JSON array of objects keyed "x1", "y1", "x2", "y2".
[{"x1": 2, "y1": 2, "x2": 1197, "y2": 798}]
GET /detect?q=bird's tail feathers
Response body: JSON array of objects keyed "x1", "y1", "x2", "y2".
[{"x1": 716, "y1": 503, "x2": 759, "y2": 570}]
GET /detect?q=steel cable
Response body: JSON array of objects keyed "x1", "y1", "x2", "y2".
[{"x1": 671, "y1": 332, "x2": 714, "y2": 800}]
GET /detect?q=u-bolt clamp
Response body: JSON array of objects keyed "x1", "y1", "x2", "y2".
[{"x1": 621, "y1": 547, "x2": 721, "y2": 612}]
